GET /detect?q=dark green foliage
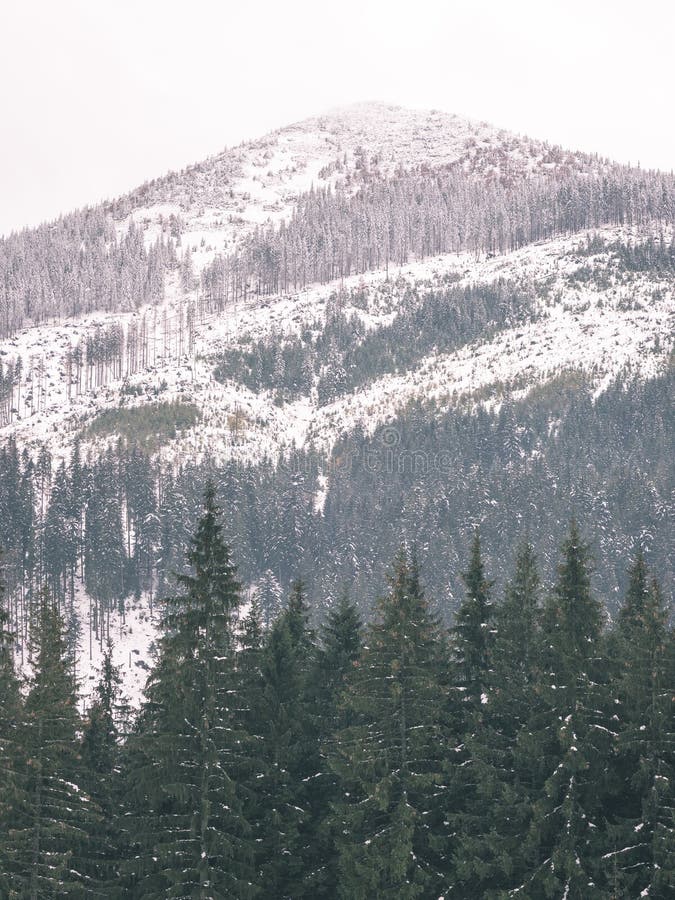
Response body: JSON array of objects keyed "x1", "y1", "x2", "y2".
[
  {"x1": 495, "y1": 540, "x2": 542, "y2": 687},
  {"x1": 86, "y1": 399, "x2": 200, "y2": 448},
  {"x1": 123, "y1": 485, "x2": 256, "y2": 898},
  {"x1": 215, "y1": 279, "x2": 536, "y2": 405},
  {"x1": 315, "y1": 592, "x2": 362, "y2": 715},
  {"x1": 602, "y1": 555, "x2": 675, "y2": 898},
  {"x1": 317, "y1": 281, "x2": 534, "y2": 403},
  {"x1": 448, "y1": 542, "x2": 543, "y2": 897},
  {"x1": 3, "y1": 591, "x2": 103, "y2": 897},
  {"x1": 215, "y1": 331, "x2": 314, "y2": 402},
  {"x1": 254, "y1": 568, "x2": 284, "y2": 629},
  {"x1": 516, "y1": 522, "x2": 612, "y2": 898},
  {"x1": 253, "y1": 616, "x2": 309, "y2": 895},
  {"x1": 247, "y1": 578, "x2": 319, "y2": 898},
  {"x1": 82, "y1": 642, "x2": 129, "y2": 780},
  {"x1": 0, "y1": 363, "x2": 672, "y2": 650},
  {"x1": 577, "y1": 232, "x2": 675, "y2": 273},
  {"x1": 306, "y1": 593, "x2": 363, "y2": 897},
  {"x1": 80, "y1": 644, "x2": 130, "y2": 894},
  {"x1": 0, "y1": 557, "x2": 23, "y2": 896},
  {"x1": 330, "y1": 550, "x2": 451, "y2": 898},
  {"x1": 0, "y1": 480, "x2": 673, "y2": 897},
  {"x1": 451, "y1": 530, "x2": 495, "y2": 706},
  {"x1": 541, "y1": 520, "x2": 602, "y2": 684},
  {"x1": 85, "y1": 456, "x2": 126, "y2": 613}
]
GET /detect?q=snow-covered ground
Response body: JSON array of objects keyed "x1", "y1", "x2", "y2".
[
  {"x1": 116, "y1": 101, "x2": 602, "y2": 267},
  {"x1": 2, "y1": 224, "x2": 672, "y2": 476},
  {"x1": 4, "y1": 231, "x2": 672, "y2": 706},
  {"x1": 3, "y1": 102, "x2": 673, "y2": 705},
  {"x1": 74, "y1": 586, "x2": 157, "y2": 711}
]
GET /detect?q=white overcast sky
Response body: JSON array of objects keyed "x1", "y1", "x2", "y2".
[{"x1": 1, "y1": 0, "x2": 674, "y2": 236}]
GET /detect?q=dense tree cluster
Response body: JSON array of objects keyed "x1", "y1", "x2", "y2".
[
  {"x1": 578, "y1": 232, "x2": 675, "y2": 272},
  {"x1": 0, "y1": 491, "x2": 672, "y2": 897},
  {"x1": 0, "y1": 210, "x2": 177, "y2": 338},
  {"x1": 214, "y1": 278, "x2": 536, "y2": 404},
  {"x1": 0, "y1": 363, "x2": 671, "y2": 663},
  {"x1": 202, "y1": 164, "x2": 675, "y2": 304}
]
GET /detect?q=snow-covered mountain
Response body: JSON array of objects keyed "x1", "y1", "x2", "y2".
[
  {"x1": 112, "y1": 101, "x2": 601, "y2": 260},
  {"x1": 2, "y1": 103, "x2": 671, "y2": 466},
  {"x1": 3, "y1": 224, "x2": 673, "y2": 473},
  {"x1": 1, "y1": 102, "x2": 673, "y2": 704}
]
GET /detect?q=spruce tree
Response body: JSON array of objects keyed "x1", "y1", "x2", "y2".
[
  {"x1": 254, "y1": 616, "x2": 309, "y2": 896},
  {"x1": 451, "y1": 529, "x2": 495, "y2": 709},
  {"x1": 603, "y1": 556, "x2": 675, "y2": 897},
  {"x1": 330, "y1": 550, "x2": 450, "y2": 899},
  {"x1": 0, "y1": 557, "x2": 22, "y2": 896},
  {"x1": 236, "y1": 596, "x2": 267, "y2": 841},
  {"x1": 238, "y1": 596, "x2": 265, "y2": 687},
  {"x1": 4, "y1": 590, "x2": 102, "y2": 897},
  {"x1": 449, "y1": 541, "x2": 544, "y2": 896},
  {"x1": 517, "y1": 521, "x2": 611, "y2": 899},
  {"x1": 82, "y1": 641, "x2": 129, "y2": 778},
  {"x1": 123, "y1": 484, "x2": 256, "y2": 898},
  {"x1": 307, "y1": 591, "x2": 363, "y2": 897},
  {"x1": 441, "y1": 531, "x2": 497, "y2": 893},
  {"x1": 81, "y1": 641, "x2": 130, "y2": 893},
  {"x1": 251, "y1": 578, "x2": 318, "y2": 897},
  {"x1": 315, "y1": 591, "x2": 362, "y2": 729},
  {"x1": 255, "y1": 568, "x2": 284, "y2": 630}
]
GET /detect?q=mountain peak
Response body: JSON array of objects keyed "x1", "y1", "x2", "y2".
[
  {"x1": 275, "y1": 99, "x2": 498, "y2": 169},
  {"x1": 112, "y1": 99, "x2": 545, "y2": 246}
]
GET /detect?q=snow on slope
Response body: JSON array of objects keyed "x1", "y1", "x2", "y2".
[
  {"x1": 115, "y1": 101, "x2": 595, "y2": 270},
  {"x1": 74, "y1": 586, "x2": 157, "y2": 710},
  {"x1": 2, "y1": 224, "x2": 673, "y2": 473},
  {"x1": 310, "y1": 280, "x2": 670, "y2": 450},
  {"x1": 4, "y1": 225, "x2": 672, "y2": 705},
  {"x1": 3, "y1": 100, "x2": 673, "y2": 704}
]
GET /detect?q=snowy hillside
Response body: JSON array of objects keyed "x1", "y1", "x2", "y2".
[
  {"x1": 1, "y1": 102, "x2": 674, "y2": 706},
  {"x1": 2, "y1": 224, "x2": 672, "y2": 472},
  {"x1": 113, "y1": 101, "x2": 597, "y2": 266}
]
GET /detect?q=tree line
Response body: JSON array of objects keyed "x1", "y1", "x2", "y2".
[
  {"x1": 202, "y1": 165, "x2": 675, "y2": 305},
  {"x1": 0, "y1": 488, "x2": 672, "y2": 897},
  {"x1": 3, "y1": 135, "x2": 675, "y2": 343},
  {"x1": 0, "y1": 361, "x2": 672, "y2": 665},
  {"x1": 0, "y1": 210, "x2": 177, "y2": 339},
  {"x1": 213, "y1": 277, "x2": 537, "y2": 405}
]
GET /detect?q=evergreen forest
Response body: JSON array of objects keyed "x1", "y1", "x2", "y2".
[{"x1": 0, "y1": 487, "x2": 672, "y2": 898}]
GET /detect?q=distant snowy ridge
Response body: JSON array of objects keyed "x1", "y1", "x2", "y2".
[
  {"x1": 1, "y1": 103, "x2": 674, "y2": 707},
  {"x1": 113, "y1": 101, "x2": 587, "y2": 260},
  {"x1": 1, "y1": 225, "x2": 672, "y2": 472}
]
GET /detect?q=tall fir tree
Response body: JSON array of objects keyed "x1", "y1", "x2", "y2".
[
  {"x1": 315, "y1": 591, "x2": 362, "y2": 730},
  {"x1": 123, "y1": 485, "x2": 256, "y2": 898},
  {"x1": 441, "y1": 531, "x2": 497, "y2": 894},
  {"x1": 448, "y1": 541, "x2": 544, "y2": 896},
  {"x1": 451, "y1": 529, "x2": 495, "y2": 710},
  {"x1": 516, "y1": 521, "x2": 612, "y2": 899},
  {"x1": 330, "y1": 549, "x2": 450, "y2": 899},
  {"x1": 603, "y1": 554, "x2": 675, "y2": 897},
  {"x1": 0, "y1": 555, "x2": 23, "y2": 897},
  {"x1": 4, "y1": 590, "x2": 102, "y2": 897},
  {"x1": 81, "y1": 641, "x2": 130, "y2": 894},
  {"x1": 250, "y1": 578, "x2": 318, "y2": 898},
  {"x1": 307, "y1": 591, "x2": 363, "y2": 897}
]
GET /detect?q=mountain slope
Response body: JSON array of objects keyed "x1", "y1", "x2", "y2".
[
  {"x1": 0, "y1": 102, "x2": 673, "y2": 704},
  {"x1": 112, "y1": 101, "x2": 599, "y2": 259},
  {"x1": 2, "y1": 224, "x2": 672, "y2": 469}
]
